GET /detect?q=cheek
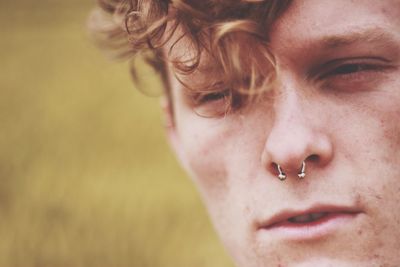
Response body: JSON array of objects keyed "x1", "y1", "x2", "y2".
[
  {"x1": 177, "y1": 112, "x2": 267, "y2": 203},
  {"x1": 331, "y1": 88, "x2": 400, "y2": 164},
  {"x1": 339, "y1": 91, "x2": 400, "y2": 250},
  {"x1": 178, "y1": 118, "x2": 234, "y2": 202},
  {"x1": 364, "y1": 95, "x2": 400, "y2": 163}
]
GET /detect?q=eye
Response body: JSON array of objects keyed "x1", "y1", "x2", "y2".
[
  {"x1": 324, "y1": 63, "x2": 383, "y2": 78},
  {"x1": 197, "y1": 91, "x2": 227, "y2": 104},
  {"x1": 313, "y1": 57, "x2": 394, "y2": 91},
  {"x1": 191, "y1": 90, "x2": 231, "y2": 118}
]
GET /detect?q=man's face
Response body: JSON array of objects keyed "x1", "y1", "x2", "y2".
[{"x1": 167, "y1": 0, "x2": 400, "y2": 266}]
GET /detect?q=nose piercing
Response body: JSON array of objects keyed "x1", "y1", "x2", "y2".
[
  {"x1": 298, "y1": 161, "x2": 306, "y2": 179},
  {"x1": 276, "y1": 161, "x2": 306, "y2": 181},
  {"x1": 277, "y1": 164, "x2": 287, "y2": 181}
]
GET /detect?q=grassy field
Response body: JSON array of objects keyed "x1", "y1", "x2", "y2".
[{"x1": 0, "y1": 1, "x2": 233, "y2": 266}]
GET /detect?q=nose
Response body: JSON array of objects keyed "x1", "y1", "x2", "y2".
[{"x1": 261, "y1": 89, "x2": 333, "y2": 179}]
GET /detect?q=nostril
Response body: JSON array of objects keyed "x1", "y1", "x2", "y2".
[
  {"x1": 307, "y1": 154, "x2": 319, "y2": 163},
  {"x1": 269, "y1": 162, "x2": 280, "y2": 177}
]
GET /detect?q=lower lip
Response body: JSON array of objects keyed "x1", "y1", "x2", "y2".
[{"x1": 259, "y1": 212, "x2": 360, "y2": 241}]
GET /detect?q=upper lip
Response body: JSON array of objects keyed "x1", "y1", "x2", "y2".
[{"x1": 258, "y1": 204, "x2": 363, "y2": 230}]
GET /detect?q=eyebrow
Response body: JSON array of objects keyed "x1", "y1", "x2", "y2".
[{"x1": 320, "y1": 27, "x2": 399, "y2": 49}]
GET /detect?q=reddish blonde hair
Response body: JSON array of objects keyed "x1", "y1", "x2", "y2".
[{"x1": 88, "y1": 0, "x2": 292, "y2": 114}]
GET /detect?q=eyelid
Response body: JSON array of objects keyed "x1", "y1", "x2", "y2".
[
  {"x1": 191, "y1": 90, "x2": 229, "y2": 105},
  {"x1": 309, "y1": 57, "x2": 392, "y2": 80},
  {"x1": 189, "y1": 90, "x2": 233, "y2": 118}
]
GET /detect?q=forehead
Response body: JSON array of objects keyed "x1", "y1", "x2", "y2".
[{"x1": 269, "y1": 0, "x2": 400, "y2": 55}]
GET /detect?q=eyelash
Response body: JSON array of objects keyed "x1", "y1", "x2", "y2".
[
  {"x1": 318, "y1": 58, "x2": 389, "y2": 80},
  {"x1": 330, "y1": 63, "x2": 379, "y2": 75},
  {"x1": 196, "y1": 91, "x2": 227, "y2": 104},
  {"x1": 188, "y1": 90, "x2": 231, "y2": 118}
]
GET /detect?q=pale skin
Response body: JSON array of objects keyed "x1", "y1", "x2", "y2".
[{"x1": 165, "y1": 0, "x2": 400, "y2": 266}]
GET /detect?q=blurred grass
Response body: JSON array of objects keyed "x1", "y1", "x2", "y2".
[{"x1": 0, "y1": 1, "x2": 233, "y2": 266}]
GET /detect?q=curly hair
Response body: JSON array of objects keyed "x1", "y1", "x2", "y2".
[{"x1": 88, "y1": 0, "x2": 292, "y2": 115}]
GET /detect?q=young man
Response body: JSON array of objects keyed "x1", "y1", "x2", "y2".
[{"x1": 89, "y1": 0, "x2": 400, "y2": 266}]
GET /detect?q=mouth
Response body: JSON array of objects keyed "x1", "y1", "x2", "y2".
[
  {"x1": 258, "y1": 205, "x2": 363, "y2": 240},
  {"x1": 287, "y1": 212, "x2": 330, "y2": 223}
]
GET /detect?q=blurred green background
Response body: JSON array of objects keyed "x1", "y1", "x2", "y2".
[{"x1": 0, "y1": 1, "x2": 233, "y2": 266}]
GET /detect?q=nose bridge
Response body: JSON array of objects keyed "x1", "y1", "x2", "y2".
[
  {"x1": 275, "y1": 87, "x2": 305, "y2": 128},
  {"x1": 273, "y1": 68, "x2": 306, "y2": 124}
]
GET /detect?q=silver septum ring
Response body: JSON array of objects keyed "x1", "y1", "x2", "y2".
[
  {"x1": 298, "y1": 161, "x2": 306, "y2": 179},
  {"x1": 276, "y1": 161, "x2": 306, "y2": 180},
  {"x1": 277, "y1": 164, "x2": 287, "y2": 181}
]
